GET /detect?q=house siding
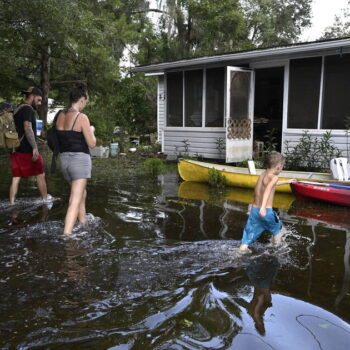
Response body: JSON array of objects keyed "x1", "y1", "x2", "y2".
[
  {"x1": 158, "y1": 76, "x2": 165, "y2": 147},
  {"x1": 163, "y1": 129, "x2": 226, "y2": 159}
]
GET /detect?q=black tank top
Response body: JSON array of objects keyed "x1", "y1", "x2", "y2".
[{"x1": 57, "y1": 112, "x2": 90, "y2": 154}]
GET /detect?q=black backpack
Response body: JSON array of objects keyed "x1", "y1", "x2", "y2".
[{"x1": 47, "y1": 110, "x2": 62, "y2": 173}]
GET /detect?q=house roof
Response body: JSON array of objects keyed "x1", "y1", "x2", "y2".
[{"x1": 132, "y1": 37, "x2": 350, "y2": 73}]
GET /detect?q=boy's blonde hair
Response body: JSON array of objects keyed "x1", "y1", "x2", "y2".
[{"x1": 264, "y1": 151, "x2": 284, "y2": 169}]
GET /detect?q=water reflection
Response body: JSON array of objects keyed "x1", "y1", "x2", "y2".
[
  {"x1": 245, "y1": 255, "x2": 279, "y2": 335},
  {"x1": 178, "y1": 181, "x2": 296, "y2": 209},
  {"x1": 0, "y1": 168, "x2": 350, "y2": 349}
]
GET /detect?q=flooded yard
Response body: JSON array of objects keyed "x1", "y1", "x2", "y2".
[{"x1": 0, "y1": 154, "x2": 349, "y2": 349}]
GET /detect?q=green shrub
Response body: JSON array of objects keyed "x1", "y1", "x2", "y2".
[
  {"x1": 284, "y1": 131, "x2": 342, "y2": 171},
  {"x1": 141, "y1": 158, "x2": 165, "y2": 177},
  {"x1": 235, "y1": 159, "x2": 263, "y2": 169},
  {"x1": 208, "y1": 167, "x2": 226, "y2": 188}
]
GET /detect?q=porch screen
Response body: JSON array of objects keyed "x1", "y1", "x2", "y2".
[
  {"x1": 185, "y1": 70, "x2": 203, "y2": 127},
  {"x1": 288, "y1": 57, "x2": 321, "y2": 129},
  {"x1": 167, "y1": 72, "x2": 183, "y2": 126},
  {"x1": 322, "y1": 54, "x2": 350, "y2": 129},
  {"x1": 205, "y1": 67, "x2": 224, "y2": 127}
]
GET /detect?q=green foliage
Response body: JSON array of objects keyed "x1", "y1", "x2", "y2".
[
  {"x1": 215, "y1": 138, "x2": 225, "y2": 155},
  {"x1": 0, "y1": 0, "x2": 148, "y2": 124},
  {"x1": 263, "y1": 128, "x2": 278, "y2": 153},
  {"x1": 321, "y1": 6, "x2": 350, "y2": 39},
  {"x1": 137, "y1": 143, "x2": 161, "y2": 156},
  {"x1": 242, "y1": 0, "x2": 312, "y2": 47},
  {"x1": 136, "y1": 0, "x2": 312, "y2": 63},
  {"x1": 0, "y1": 0, "x2": 313, "y2": 143},
  {"x1": 235, "y1": 159, "x2": 263, "y2": 168},
  {"x1": 141, "y1": 158, "x2": 165, "y2": 177},
  {"x1": 208, "y1": 167, "x2": 226, "y2": 189},
  {"x1": 84, "y1": 74, "x2": 156, "y2": 144},
  {"x1": 284, "y1": 131, "x2": 342, "y2": 172},
  {"x1": 181, "y1": 139, "x2": 190, "y2": 155}
]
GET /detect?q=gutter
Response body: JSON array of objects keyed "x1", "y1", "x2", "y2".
[{"x1": 132, "y1": 38, "x2": 350, "y2": 73}]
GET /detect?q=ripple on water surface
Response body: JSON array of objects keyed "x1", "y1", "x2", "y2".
[{"x1": 0, "y1": 182, "x2": 349, "y2": 350}]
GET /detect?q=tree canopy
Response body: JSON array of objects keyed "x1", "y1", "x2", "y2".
[
  {"x1": 321, "y1": 1, "x2": 350, "y2": 39},
  {"x1": 0, "y1": 0, "x2": 313, "y2": 143}
]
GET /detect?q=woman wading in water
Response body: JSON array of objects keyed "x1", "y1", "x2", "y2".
[{"x1": 55, "y1": 84, "x2": 96, "y2": 234}]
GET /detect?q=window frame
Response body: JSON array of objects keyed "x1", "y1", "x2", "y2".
[
  {"x1": 285, "y1": 53, "x2": 349, "y2": 134},
  {"x1": 165, "y1": 67, "x2": 225, "y2": 130}
]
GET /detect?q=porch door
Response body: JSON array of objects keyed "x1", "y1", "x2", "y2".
[{"x1": 226, "y1": 67, "x2": 254, "y2": 163}]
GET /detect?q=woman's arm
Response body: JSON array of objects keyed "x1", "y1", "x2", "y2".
[{"x1": 80, "y1": 114, "x2": 96, "y2": 148}]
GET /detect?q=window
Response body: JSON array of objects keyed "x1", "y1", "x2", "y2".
[
  {"x1": 205, "y1": 68, "x2": 225, "y2": 127},
  {"x1": 185, "y1": 70, "x2": 203, "y2": 127},
  {"x1": 166, "y1": 67, "x2": 225, "y2": 128},
  {"x1": 229, "y1": 70, "x2": 251, "y2": 120},
  {"x1": 288, "y1": 57, "x2": 322, "y2": 129},
  {"x1": 322, "y1": 54, "x2": 350, "y2": 129},
  {"x1": 167, "y1": 72, "x2": 183, "y2": 126}
]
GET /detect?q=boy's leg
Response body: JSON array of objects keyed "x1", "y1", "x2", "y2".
[
  {"x1": 271, "y1": 210, "x2": 283, "y2": 245},
  {"x1": 9, "y1": 177, "x2": 21, "y2": 204},
  {"x1": 240, "y1": 210, "x2": 264, "y2": 251},
  {"x1": 272, "y1": 232, "x2": 282, "y2": 245},
  {"x1": 36, "y1": 173, "x2": 48, "y2": 200},
  {"x1": 239, "y1": 243, "x2": 249, "y2": 251}
]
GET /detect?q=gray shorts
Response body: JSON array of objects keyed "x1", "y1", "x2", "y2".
[{"x1": 60, "y1": 152, "x2": 91, "y2": 182}]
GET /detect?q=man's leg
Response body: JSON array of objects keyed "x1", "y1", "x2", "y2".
[
  {"x1": 36, "y1": 173, "x2": 48, "y2": 200},
  {"x1": 9, "y1": 177, "x2": 21, "y2": 204},
  {"x1": 64, "y1": 179, "x2": 87, "y2": 234}
]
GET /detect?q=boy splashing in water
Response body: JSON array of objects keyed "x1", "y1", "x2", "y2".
[{"x1": 239, "y1": 152, "x2": 296, "y2": 251}]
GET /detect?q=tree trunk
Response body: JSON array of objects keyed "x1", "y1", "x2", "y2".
[{"x1": 40, "y1": 45, "x2": 51, "y2": 131}]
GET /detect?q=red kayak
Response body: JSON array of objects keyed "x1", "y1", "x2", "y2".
[{"x1": 291, "y1": 182, "x2": 350, "y2": 207}]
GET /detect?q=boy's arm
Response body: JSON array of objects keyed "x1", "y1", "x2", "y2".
[
  {"x1": 259, "y1": 176, "x2": 278, "y2": 217},
  {"x1": 276, "y1": 179, "x2": 297, "y2": 186}
]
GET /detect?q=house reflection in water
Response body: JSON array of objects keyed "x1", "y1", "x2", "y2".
[
  {"x1": 160, "y1": 180, "x2": 294, "y2": 241},
  {"x1": 159, "y1": 178, "x2": 350, "y2": 321},
  {"x1": 160, "y1": 184, "x2": 248, "y2": 241}
]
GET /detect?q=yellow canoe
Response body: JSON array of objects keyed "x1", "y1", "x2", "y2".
[
  {"x1": 178, "y1": 181, "x2": 296, "y2": 210},
  {"x1": 178, "y1": 159, "x2": 347, "y2": 193}
]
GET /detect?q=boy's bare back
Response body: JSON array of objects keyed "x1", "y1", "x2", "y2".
[{"x1": 252, "y1": 171, "x2": 278, "y2": 210}]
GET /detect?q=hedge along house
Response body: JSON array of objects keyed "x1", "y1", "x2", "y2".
[{"x1": 132, "y1": 37, "x2": 350, "y2": 162}]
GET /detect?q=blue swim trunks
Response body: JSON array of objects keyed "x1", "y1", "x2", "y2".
[{"x1": 241, "y1": 207, "x2": 282, "y2": 245}]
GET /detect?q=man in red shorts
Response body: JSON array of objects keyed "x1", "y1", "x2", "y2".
[{"x1": 9, "y1": 87, "x2": 51, "y2": 204}]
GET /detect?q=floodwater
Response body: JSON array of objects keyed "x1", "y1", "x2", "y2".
[{"x1": 0, "y1": 155, "x2": 350, "y2": 350}]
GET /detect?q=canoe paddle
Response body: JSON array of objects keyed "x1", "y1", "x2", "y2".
[{"x1": 297, "y1": 180, "x2": 350, "y2": 190}]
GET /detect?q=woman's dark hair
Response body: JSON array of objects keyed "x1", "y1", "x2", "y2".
[{"x1": 69, "y1": 82, "x2": 88, "y2": 104}]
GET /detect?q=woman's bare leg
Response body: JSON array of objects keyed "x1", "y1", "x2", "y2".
[
  {"x1": 78, "y1": 189, "x2": 87, "y2": 224},
  {"x1": 64, "y1": 179, "x2": 87, "y2": 235}
]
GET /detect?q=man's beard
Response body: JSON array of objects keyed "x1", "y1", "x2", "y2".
[{"x1": 31, "y1": 100, "x2": 39, "y2": 110}]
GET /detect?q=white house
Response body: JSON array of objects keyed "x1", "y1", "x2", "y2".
[{"x1": 132, "y1": 37, "x2": 350, "y2": 162}]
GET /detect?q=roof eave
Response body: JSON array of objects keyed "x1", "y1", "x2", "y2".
[{"x1": 132, "y1": 38, "x2": 350, "y2": 73}]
